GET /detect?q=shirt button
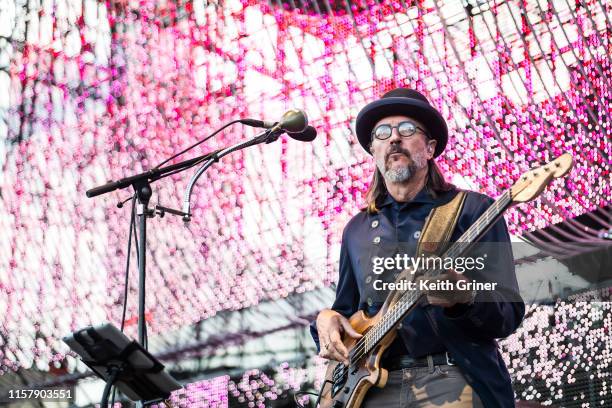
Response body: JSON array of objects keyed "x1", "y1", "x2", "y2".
[
  {"x1": 365, "y1": 276, "x2": 372, "y2": 284},
  {"x1": 413, "y1": 230, "x2": 421, "y2": 239},
  {"x1": 373, "y1": 236, "x2": 381, "y2": 244},
  {"x1": 371, "y1": 220, "x2": 379, "y2": 228},
  {"x1": 367, "y1": 297, "x2": 373, "y2": 306}
]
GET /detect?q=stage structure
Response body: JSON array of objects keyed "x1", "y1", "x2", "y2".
[{"x1": 0, "y1": 0, "x2": 610, "y2": 406}]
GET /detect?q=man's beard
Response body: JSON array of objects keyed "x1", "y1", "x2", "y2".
[{"x1": 376, "y1": 146, "x2": 428, "y2": 183}]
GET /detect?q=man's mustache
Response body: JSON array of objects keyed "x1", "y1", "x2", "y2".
[{"x1": 385, "y1": 146, "x2": 412, "y2": 162}]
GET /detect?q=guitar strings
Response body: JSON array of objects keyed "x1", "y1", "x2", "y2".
[{"x1": 347, "y1": 190, "x2": 513, "y2": 366}]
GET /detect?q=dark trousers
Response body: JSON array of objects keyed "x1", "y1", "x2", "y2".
[{"x1": 362, "y1": 365, "x2": 483, "y2": 407}]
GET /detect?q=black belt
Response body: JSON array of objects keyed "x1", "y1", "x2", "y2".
[{"x1": 384, "y1": 352, "x2": 455, "y2": 371}]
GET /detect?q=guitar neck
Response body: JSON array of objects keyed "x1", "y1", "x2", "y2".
[
  {"x1": 361, "y1": 190, "x2": 514, "y2": 354},
  {"x1": 443, "y1": 189, "x2": 513, "y2": 259}
]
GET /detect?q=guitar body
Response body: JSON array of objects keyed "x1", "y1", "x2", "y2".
[{"x1": 318, "y1": 288, "x2": 406, "y2": 408}]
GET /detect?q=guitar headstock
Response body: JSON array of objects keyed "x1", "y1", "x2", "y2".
[{"x1": 510, "y1": 153, "x2": 573, "y2": 204}]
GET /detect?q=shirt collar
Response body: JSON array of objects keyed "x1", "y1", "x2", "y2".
[{"x1": 379, "y1": 187, "x2": 454, "y2": 208}]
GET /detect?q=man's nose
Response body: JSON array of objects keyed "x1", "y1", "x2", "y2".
[{"x1": 388, "y1": 127, "x2": 402, "y2": 144}]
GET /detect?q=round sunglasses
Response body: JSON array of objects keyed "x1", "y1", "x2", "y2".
[{"x1": 371, "y1": 121, "x2": 429, "y2": 140}]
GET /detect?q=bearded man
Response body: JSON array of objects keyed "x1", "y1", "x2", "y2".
[{"x1": 311, "y1": 88, "x2": 525, "y2": 407}]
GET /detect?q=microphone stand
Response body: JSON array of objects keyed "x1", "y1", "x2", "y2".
[
  {"x1": 85, "y1": 127, "x2": 281, "y2": 352},
  {"x1": 86, "y1": 152, "x2": 215, "y2": 349}
]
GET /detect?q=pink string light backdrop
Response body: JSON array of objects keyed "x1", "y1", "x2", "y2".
[
  {"x1": 151, "y1": 375, "x2": 229, "y2": 407},
  {"x1": 0, "y1": 0, "x2": 609, "y2": 388}
]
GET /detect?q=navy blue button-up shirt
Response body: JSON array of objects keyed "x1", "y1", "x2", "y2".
[{"x1": 311, "y1": 187, "x2": 525, "y2": 406}]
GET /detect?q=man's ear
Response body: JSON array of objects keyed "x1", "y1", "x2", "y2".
[{"x1": 427, "y1": 139, "x2": 437, "y2": 159}]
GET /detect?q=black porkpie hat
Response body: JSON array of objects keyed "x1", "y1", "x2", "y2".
[{"x1": 355, "y1": 88, "x2": 448, "y2": 157}]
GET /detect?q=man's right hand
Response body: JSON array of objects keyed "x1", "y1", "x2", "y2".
[{"x1": 316, "y1": 309, "x2": 363, "y2": 364}]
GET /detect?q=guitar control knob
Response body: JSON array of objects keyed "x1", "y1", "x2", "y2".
[
  {"x1": 333, "y1": 401, "x2": 344, "y2": 408},
  {"x1": 344, "y1": 387, "x2": 350, "y2": 393}
]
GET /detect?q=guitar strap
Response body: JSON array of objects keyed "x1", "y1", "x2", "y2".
[{"x1": 416, "y1": 191, "x2": 467, "y2": 257}]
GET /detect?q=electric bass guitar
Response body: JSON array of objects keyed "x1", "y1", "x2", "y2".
[{"x1": 318, "y1": 153, "x2": 573, "y2": 408}]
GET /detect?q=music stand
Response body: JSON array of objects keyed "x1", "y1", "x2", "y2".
[{"x1": 63, "y1": 323, "x2": 181, "y2": 407}]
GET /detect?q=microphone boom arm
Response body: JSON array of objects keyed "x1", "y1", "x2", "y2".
[{"x1": 181, "y1": 128, "x2": 281, "y2": 222}]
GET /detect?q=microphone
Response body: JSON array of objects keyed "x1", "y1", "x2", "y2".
[
  {"x1": 287, "y1": 125, "x2": 317, "y2": 142},
  {"x1": 241, "y1": 109, "x2": 308, "y2": 133}
]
